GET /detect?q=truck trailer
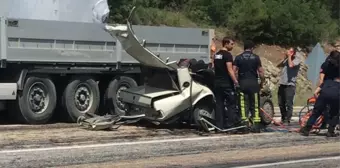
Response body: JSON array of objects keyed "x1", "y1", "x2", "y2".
[{"x1": 0, "y1": 15, "x2": 213, "y2": 124}]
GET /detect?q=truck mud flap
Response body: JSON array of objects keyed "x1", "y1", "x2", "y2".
[{"x1": 77, "y1": 113, "x2": 145, "y2": 131}]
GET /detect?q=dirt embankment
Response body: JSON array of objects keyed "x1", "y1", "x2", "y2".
[
  {"x1": 252, "y1": 44, "x2": 313, "y2": 103},
  {"x1": 213, "y1": 39, "x2": 316, "y2": 104}
]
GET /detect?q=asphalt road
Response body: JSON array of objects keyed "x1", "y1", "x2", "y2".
[
  {"x1": 0, "y1": 118, "x2": 339, "y2": 168},
  {"x1": 0, "y1": 134, "x2": 339, "y2": 168}
]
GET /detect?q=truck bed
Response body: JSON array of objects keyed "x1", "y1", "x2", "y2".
[{"x1": 1, "y1": 17, "x2": 211, "y2": 66}]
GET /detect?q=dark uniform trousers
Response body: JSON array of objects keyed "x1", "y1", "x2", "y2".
[
  {"x1": 278, "y1": 85, "x2": 296, "y2": 122},
  {"x1": 238, "y1": 79, "x2": 261, "y2": 124},
  {"x1": 306, "y1": 81, "x2": 340, "y2": 131},
  {"x1": 214, "y1": 87, "x2": 239, "y2": 128}
]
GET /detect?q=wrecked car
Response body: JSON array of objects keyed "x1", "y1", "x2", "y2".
[{"x1": 77, "y1": 7, "x2": 275, "y2": 132}]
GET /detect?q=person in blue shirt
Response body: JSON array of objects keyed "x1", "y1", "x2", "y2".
[{"x1": 233, "y1": 40, "x2": 265, "y2": 133}]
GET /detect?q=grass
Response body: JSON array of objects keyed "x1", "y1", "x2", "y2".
[
  {"x1": 134, "y1": 7, "x2": 197, "y2": 27},
  {"x1": 133, "y1": 7, "x2": 235, "y2": 38}
]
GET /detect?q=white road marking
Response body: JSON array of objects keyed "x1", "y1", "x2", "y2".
[
  {"x1": 0, "y1": 134, "x2": 276, "y2": 154},
  {"x1": 233, "y1": 156, "x2": 340, "y2": 168}
]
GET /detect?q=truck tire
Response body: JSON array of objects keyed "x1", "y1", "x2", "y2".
[
  {"x1": 260, "y1": 97, "x2": 275, "y2": 125},
  {"x1": 104, "y1": 76, "x2": 137, "y2": 116},
  {"x1": 12, "y1": 76, "x2": 57, "y2": 124},
  {"x1": 62, "y1": 77, "x2": 100, "y2": 122}
]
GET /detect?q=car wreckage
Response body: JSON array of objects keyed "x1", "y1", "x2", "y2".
[{"x1": 77, "y1": 7, "x2": 275, "y2": 132}]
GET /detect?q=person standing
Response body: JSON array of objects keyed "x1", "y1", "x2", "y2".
[
  {"x1": 213, "y1": 37, "x2": 240, "y2": 130},
  {"x1": 233, "y1": 40, "x2": 265, "y2": 133},
  {"x1": 276, "y1": 47, "x2": 302, "y2": 124}
]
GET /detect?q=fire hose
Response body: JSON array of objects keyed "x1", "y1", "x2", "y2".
[
  {"x1": 260, "y1": 108, "x2": 299, "y2": 132},
  {"x1": 260, "y1": 107, "x2": 324, "y2": 133}
]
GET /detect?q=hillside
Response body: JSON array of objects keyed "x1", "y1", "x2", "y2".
[{"x1": 213, "y1": 39, "x2": 314, "y2": 106}]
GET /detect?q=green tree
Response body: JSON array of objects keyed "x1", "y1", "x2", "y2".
[
  {"x1": 227, "y1": 0, "x2": 268, "y2": 41},
  {"x1": 106, "y1": 0, "x2": 339, "y2": 46},
  {"x1": 263, "y1": 0, "x2": 337, "y2": 45},
  {"x1": 206, "y1": 0, "x2": 234, "y2": 26}
]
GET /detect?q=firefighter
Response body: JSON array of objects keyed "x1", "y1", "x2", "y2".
[
  {"x1": 300, "y1": 51, "x2": 340, "y2": 137},
  {"x1": 317, "y1": 50, "x2": 338, "y2": 128},
  {"x1": 233, "y1": 40, "x2": 265, "y2": 133},
  {"x1": 213, "y1": 37, "x2": 240, "y2": 131}
]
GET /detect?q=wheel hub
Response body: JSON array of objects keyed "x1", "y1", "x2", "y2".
[
  {"x1": 33, "y1": 94, "x2": 42, "y2": 102},
  {"x1": 75, "y1": 86, "x2": 92, "y2": 112},
  {"x1": 199, "y1": 109, "x2": 213, "y2": 119},
  {"x1": 28, "y1": 83, "x2": 49, "y2": 113},
  {"x1": 79, "y1": 94, "x2": 86, "y2": 101},
  {"x1": 197, "y1": 108, "x2": 215, "y2": 131}
]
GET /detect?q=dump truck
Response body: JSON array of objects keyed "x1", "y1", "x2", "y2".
[{"x1": 0, "y1": 13, "x2": 214, "y2": 124}]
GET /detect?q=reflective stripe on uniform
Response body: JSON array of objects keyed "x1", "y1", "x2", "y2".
[
  {"x1": 253, "y1": 93, "x2": 261, "y2": 123},
  {"x1": 239, "y1": 92, "x2": 247, "y2": 120}
]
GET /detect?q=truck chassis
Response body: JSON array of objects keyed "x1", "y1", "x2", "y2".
[{"x1": 0, "y1": 13, "x2": 213, "y2": 124}]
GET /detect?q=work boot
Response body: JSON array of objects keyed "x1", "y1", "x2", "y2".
[
  {"x1": 300, "y1": 126, "x2": 312, "y2": 136},
  {"x1": 326, "y1": 132, "x2": 339, "y2": 137},
  {"x1": 235, "y1": 120, "x2": 250, "y2": 134},
  {"x1": 326, "y1": 126, "x2": 339, "y2": 137},
  {"x1": 250, "y1": 123, "x2": 261, "y2": 133},
  {"x1": 326, "y1": 116, "x2": 340, "y2": 137}
]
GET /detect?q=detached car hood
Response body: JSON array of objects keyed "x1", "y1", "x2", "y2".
[{"x1": 104, "y1": 7, "x2": 177, "y2": 71}]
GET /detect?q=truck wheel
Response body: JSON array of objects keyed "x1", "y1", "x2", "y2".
[
  {"x1": 12, "y1": 76, "x2": 57, "y2": 124},
  {"x1": 104, "y1": 76, "x2": 137, "y2": 116},
  {"x1": 63, "y1": 78, "x2": 100, "y2": 122},
  {"x1": 193, "y1": 105, "x2": 215, "y2": 132},
  {"x1": 260, "y1": 97, "x2": 274, "y2": 125}
]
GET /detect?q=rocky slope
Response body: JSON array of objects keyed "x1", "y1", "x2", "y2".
[
  {"x1": 260, "y1": 55, "x2": 312, "y2": 95},
  {"x1": 256, "y1": 49, "x2": 313, "y2": 105},
  {"x1": 229, "y1": 43, "x2": 313, "y2": 105}
]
